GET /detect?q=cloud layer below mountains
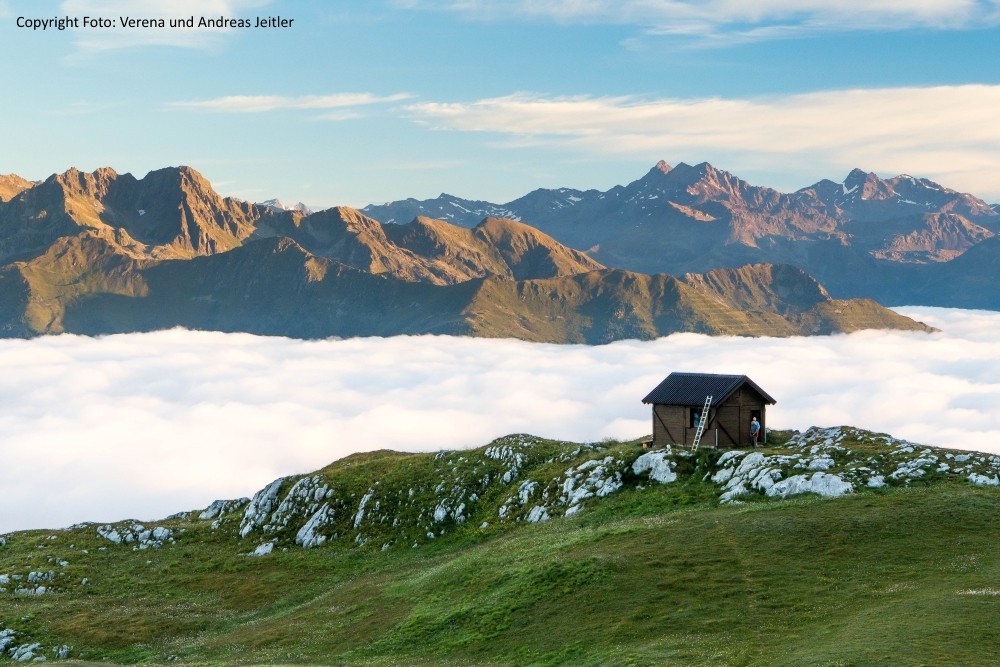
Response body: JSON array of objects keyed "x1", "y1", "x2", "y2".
[{"x1": 2, "y1": 306, "x2": 998, "y2": 534}]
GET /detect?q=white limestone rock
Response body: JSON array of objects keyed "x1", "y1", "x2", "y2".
[
  {"x1": 890, "y1": 457, "x2": 938, "y2": 481},
  {"x1": 867, "y1": 475, "x2": 887, "y2": 489},
  {"x1": 239, "y1": 479, "x2": 285, "y2": 538},
  {"x1": 720, "y1": 481, "x2": 749, "y2": 503},
  {"x1": 715, "y1": 451, "x2": 787, "y2": 502},
  {"x1": 27, "y1": 571, "x2": 53, "y2": 584},
  {"x1": 767, "y1": 472, "x2": 853, "y2": 499},
  {"x1": 517, "y1": 480, "x2": 538, "y2": 505},
  {"x1": 250, "y1": 542, "x2": 274, "y2": 557},
  {"x1": 199, "y1": 498, "x2": 249, "y2": 521},
  {"x1": 734, "y1": 452, "x2": 767, "y2": 477},
  {"x1": 968, "y1": 473, "x2": 1000, "y2": 487},
  {"x1": 0, "y1": 628, "x2": 15, "y2": 653},
  {"x1": 261, "y1": 476, "x2": 332, "y2": 535},
  {"x1": 717, "y1": 450, "x2": 746, "y2": 466},
  {"x1": 354, "y1": 490, "x2": 375, "y2": 529},
  {"x1": 711, "y1": 466, "x2": 734, "y2": 484},
  {"x1": 96, "y1": 523, "x2": 173, "y2": 549},
  {"x1": 525, "y1": 506, "x2": 550, "y2": 523},
  {"x1": 806, "y1": 456, "x2": 836, "y2": 471},
  {"x1": 559, "y1": 456, "x2": 624, "y2": 516},
  {"x1": 10, "y1": 642, "x2": 41, "y2": 662},
  {"x1": 632, "y1": 450, "x2": 677, "y2": 484},
  {"x1": 96, "y1": 526, "x2": 123, "y2": 544},
  {"x1": 787, "y1": 426, "x2": 845, "y2": 450},
  {"x1": 485, "y1": 435, "x2": 532, "y2": 483},
  {"x1": 295, "y1": 504, "x2": 334, "y2": 549}
]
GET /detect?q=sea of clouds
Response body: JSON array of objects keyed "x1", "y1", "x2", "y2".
[{"x1": 2, "y1": 306, "x2": 998, "y2": 534}]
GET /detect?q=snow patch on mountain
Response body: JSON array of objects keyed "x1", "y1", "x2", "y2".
[{"x1": 259, "y1": 198, "x2": 314, "y2": 215}]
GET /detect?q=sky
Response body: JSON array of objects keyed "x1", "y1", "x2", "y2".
[
  {"x1": 2, "y1": 307, "x2": 1000, "y2": 534},
  {"x1": 2, "y1": 0, "x2": 1000, "y2": 207}
]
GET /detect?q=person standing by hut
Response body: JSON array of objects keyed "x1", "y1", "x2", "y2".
[{"x1": 750, "y1": 417, "x2": 761, "y2": 447}]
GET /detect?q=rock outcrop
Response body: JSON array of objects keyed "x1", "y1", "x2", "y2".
[{"x1": 182, "y1": 427, "x2": 1000, "y2": 557}]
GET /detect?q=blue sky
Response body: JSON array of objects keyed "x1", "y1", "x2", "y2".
[{"x1": 3, "y1": 0, "x2": 1000, "y2": 207}]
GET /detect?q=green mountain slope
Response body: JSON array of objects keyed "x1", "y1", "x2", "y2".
[
  {"x1": 52, "y1": 240, "x2": 931, "y2": 342},
  {"x1": 2, "y1": 427, "x2": 998, "y2": 665}
]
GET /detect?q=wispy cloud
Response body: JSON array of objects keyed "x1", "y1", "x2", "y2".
[
  {"x1": 170, "y1": 92, "x2": 412, "y2": 113},
  {"x1": 398, "y1": 0, "x2": 1000, "y2": 44},
  {"x1": 405, "y1": 85, "x2": 1000, "y2": 198},
  {"x1": 1, "y1": 307, "x2": 998, "y2": 533},
  {"x1": 60, "y1": 0, "x2": 272, "y2": 53}
]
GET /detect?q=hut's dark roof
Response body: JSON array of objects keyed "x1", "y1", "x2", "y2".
[{"x1": 641, "y1": 373, "x2": 776, "y2": 406}]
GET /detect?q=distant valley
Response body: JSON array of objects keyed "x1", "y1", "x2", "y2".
[{"x1": 0, "y1": 162, "x2": 976, "y2": 341}]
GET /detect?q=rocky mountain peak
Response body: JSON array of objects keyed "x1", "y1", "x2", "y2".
[
  {"x1": 0, "y1": 173, "x2": 34, "y2": 202},
  {"x1": 844, "y1": 167, "x2": 870, "y2": 183},
  {"x1": 651, "y1": 160, "x2": 672, "y2": 175},
  {"x1": 324, "y1": 205, "x2": 383, "y2": 229},
  {"x1": 842, "y1": 168, "x2": 896, "y2": 201},
  {"x1": 660, "y1": 161, "x2": 726, "y2": 185},
  {"x1": 48, "y1": 166, "x2": 121, "y2": 199},
  {"x1": 143, "y1": 165, "x2": 212, "y2": 193},
  {"x1": 471, "y1": 216, "x2": 605, "y2": 280}
]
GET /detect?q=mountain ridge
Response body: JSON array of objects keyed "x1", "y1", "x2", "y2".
[
  {"x1": 0, "y1": 165, "x2": 934, "y2": 341},
  {"x1": 361, "y1": 161, "x2": 1000, "y2": 307}
]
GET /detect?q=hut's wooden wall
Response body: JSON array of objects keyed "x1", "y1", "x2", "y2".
[{"x1": 651, "y1": 385, "x2": 767, "y2": 448}]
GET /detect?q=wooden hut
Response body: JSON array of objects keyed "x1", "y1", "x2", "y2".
[{"x1": 641, "y1": 373, "x2": 776, "y2": 448}]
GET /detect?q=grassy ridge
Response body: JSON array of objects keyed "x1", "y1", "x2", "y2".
[{"x1": 1, "y1": 433, "x2": 999, "y2": 666}]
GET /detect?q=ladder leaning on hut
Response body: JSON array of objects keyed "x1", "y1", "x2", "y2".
[{"x1": 691, "y1": 395, "x2": 713, "y2": 451}]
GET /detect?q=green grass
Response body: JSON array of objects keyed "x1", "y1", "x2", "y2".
[{"x1": 2, "y1": 435, "x2": 999, "y2": 666}]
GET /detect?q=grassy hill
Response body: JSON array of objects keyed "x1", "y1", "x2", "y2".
[{"x1": 1, "y1": 427, "x2": 999, "y2": 666}]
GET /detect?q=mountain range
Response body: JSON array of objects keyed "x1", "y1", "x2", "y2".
[
  {"x1": 0, "y1": 165, "x2": 932, "y2": 341},
  {"x1": 362, "y1": 161, "x2": 1000, "y2": 309}
]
